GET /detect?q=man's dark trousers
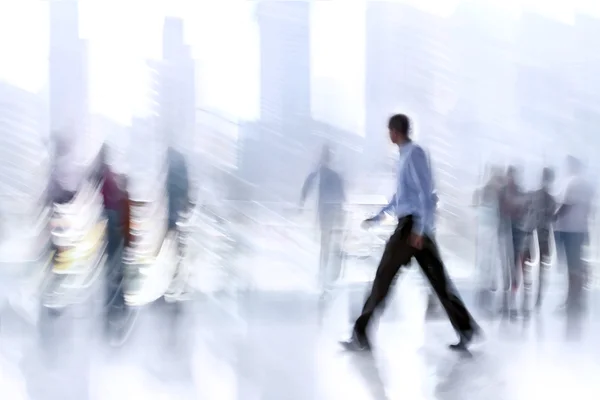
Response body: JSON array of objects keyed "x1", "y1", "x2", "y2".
[{"x1": 353, "y1": 216, "x2": 476, "y2": 341}]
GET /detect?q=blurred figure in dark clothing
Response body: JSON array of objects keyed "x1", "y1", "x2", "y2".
[
  {"x1": 94, "y1": 145, "x2": 130, "y2": 339},
  {"x1": 164, "y1": 147, "x2": 192, "y2": 301},
  {"x1": 299, "y1": 145, "x2": 346, "y2": 293},
  {"x1": 47, "y1": 135, "x2": 80, "y2": 205},
  {"x1": 554, "y1": 156, "x2": 594, "y2": 313},
  {"x1": 167, "y1": 147, "x2": 191, "y2": 230},
  {"x1": 473, "y1": 165, "x2": 504, "y2": 315},
  {"x1": 98, "y1": 148, "x2": 129, "y2": 254},
  {"x1": 499, "y1": 165, "x2": 528, "y2": 316},
  {"x1": 521, "y1": 167, "x2": 556, "y2": 312}
]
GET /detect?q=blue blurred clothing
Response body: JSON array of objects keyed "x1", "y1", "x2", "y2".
[
  {"x1": 301, "y1": 163, "x2": 346, "y2": 290},
  {"x1": 167, "y1": 148, "x2": 190, "y2": 229},
  {"x1": 300, "y1": 164, "x2": 346, "y2": 225},
  {"x1": 374, "y1": 142, "x2": 436, "y2": 236}
]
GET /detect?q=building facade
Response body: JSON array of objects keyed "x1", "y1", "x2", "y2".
[{"x1": 49, "y1": 0, "x2": 89, "y2": 149}]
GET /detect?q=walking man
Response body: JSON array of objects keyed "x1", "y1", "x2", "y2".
[
  {"x1": 342, "y1": 114, "x2": 480, "y2": 351},
  {"x1": 300, "y1": 144, "x2": 346, "y2": 294}
]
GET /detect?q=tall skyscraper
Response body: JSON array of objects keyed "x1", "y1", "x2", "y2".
[
  {"x1": 0, "y1": 83, "x2": 51, "y2": 260},
  {"x1": 127, "y1": 61, "x2": 164, "y2": 201},
  {"x1": 364, "y1": 4, "x2": 440, "y2": 169},
  {"x1": 515, "y1": 12, "x2": 574, "y2": 163},
  {"x1": 256, "y1": 1, "x2": 311, "y2": 131},
  {"x1": 49, "y1": 0, "x2": 89, "y2": 147},
  {"x1": 157, "y1": 16, "x2": 197, "y2": 153},
  {"x1": 573, "y1": 14, "x2": 600, "y2": 166}
]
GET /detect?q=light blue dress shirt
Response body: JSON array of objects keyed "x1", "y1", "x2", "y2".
[{"x1": 374, "y1": 141, "x2": 437, "y2": 236}]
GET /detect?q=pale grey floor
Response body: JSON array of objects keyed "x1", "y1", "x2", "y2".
[{"x1": 2, "y1": 266, "x2": 600, "y2": 400}]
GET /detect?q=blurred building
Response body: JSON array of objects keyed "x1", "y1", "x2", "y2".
[
  {"x1": 158, "y1": 17, "x2": 197, "y2": 154},
  {"x1": 238, "y1": 1, "x2": 313, "y2": 202},
  {"x1": 194, "y1": 108, "x2": 241, "y2": 202},
  {"x1": 129, "y1": 115, "x2": 164, "y2": 202},
  {"x1": 256, "y1": 0, "x2": 311, "y2": 132},
  {"x1": 196, "y1": 108, "x2": 239, "y2": 172},
  {"x1": 49, "y1": 0, "x2": 89, "y2": 150},
  {"x1": 127, "y1": 60, "x2": 163, "y2": 201},
  {"x1": 239, "y1": 2, "x2": 368, "y2": 204},
  {"x1": 89, "y1": 114, "x2": 129, "y2": 175},
  {"x1": 572, "y1": 14, "x2": 600, "y2": 170},
  {"x1": 0, "y1": 83, "x2": 50, "y2": 225},
  {"x1": 515, "y1": 12, "x2": 575, "y2": 171},
  {"x1": 439, "y1": 4, "x2": 519, "y2": 225},
  {"x1": 364, "y1": 4, "x2": 442, "y2": 169}
]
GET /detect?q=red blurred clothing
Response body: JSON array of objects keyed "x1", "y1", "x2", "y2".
[
  {"x1": 102, "y1": 169, "x2": 122, "y2": 211},
  {"x1": 101, "y1": 169, "x2": 131, "y2": 245}
]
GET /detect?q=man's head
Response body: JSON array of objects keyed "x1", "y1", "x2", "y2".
[
  {"x1": 506, "y1": 165, "x2": 520, "y2": 186},
  {"x1": 541, "y1": 167, "x2": 554, "y2": 186},
  {"x1": 388, "y1": 114, "x2": 411, "y2": 145},
  {"x1": 320, "y1": 144, "x2": 331, "y2": 166}
]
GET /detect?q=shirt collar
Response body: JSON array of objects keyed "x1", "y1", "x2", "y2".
[{"x1": 398, "y1": 140, "x2": 413, "y2": 153}]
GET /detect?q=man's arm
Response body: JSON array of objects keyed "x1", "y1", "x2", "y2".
[
  {"x1": 370, "y1": 193, "x2": 397, "y2": 222},
  {"x1": 300, "y1": 171, "x2": 318, "y2": 206},
  {"x1": 554, "y1": 181, "x2": 574, "y2": 220},
  {"x1": 360, "y1": 193, "x2": 396, "y2": 229},
  {"x1": 181, "y1": 159, "x2": 190, "y2": 208},
  {"x1": 407, "y1": 146, "x2": 435, "y2": 236}
]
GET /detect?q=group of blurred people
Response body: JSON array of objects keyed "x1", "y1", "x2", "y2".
[
  {"x1": 475, "y1": 156, "x2": 595, "y2": 318},
  {"x1": 42, "y1": 136, "x2": 191, "y2": 341}
]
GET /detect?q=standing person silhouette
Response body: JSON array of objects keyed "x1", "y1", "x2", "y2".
[
  {"x1": 300, "y1": 145, "x2": 346, "y2": 294},
  {"x1": 554, "y1": 156, "x2": 594, "y2": 313},
  {"x1": 341, "y1": 114, "x2": 480, "y2": 352}
]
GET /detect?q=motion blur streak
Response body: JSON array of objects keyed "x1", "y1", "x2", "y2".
[{"x1": 1, "y1": 0, "x2": 600, "y2": 399}]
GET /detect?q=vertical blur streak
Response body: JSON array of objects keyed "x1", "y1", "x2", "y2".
[{"x1": 1, "y1": 1, "x2": 600, "y2": 399}]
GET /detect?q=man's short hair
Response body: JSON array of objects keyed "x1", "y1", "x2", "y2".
[
  {"x1": 388, "y1": 114, "x2": 411, "y2": 136},
  {"x1": 542, "y1": 167, "x2": 554, "y2": 183}
]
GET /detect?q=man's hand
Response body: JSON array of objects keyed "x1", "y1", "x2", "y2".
[
  {"x1": 361, "y1": 217, "x2": 378, "y2": 230},
  {"x1": 410, "y1": 233, "x2": 424, "y2": 250}
]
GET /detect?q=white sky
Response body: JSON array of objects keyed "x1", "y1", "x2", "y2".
[{"x1": 0, "y1": 0, "x2": 598, "y2": 130}]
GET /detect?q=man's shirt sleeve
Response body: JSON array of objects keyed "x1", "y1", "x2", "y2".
[{"x1": 407, "y1": 146, "x2": 435, "y2": 235}]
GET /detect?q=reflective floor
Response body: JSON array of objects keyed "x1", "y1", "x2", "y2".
[{"x1": 2, "y1": 267, "x2": 600, "y2": 400}]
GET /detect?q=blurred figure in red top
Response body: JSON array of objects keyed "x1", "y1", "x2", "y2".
[{"x1": 93, "y1": 144, "x2": 130, "y2": 340}]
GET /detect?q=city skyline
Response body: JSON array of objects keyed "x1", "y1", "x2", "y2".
[{"x1": 2, "y1": 0, "x2": 597, "y2": 135}]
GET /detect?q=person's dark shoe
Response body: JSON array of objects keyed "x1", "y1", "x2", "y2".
[
  {"x1": 425, "y1": 298, "x2": 444, "y2": 320},
  {"x1": 340, "y1": 332, "x2": 372, "y2": 352},
  {"x1": 449, "y1": 325, "x2": 483, "y2": 352}
]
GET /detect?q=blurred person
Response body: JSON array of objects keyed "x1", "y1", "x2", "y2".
[
  {"x1": 498, "y1": 165, "x2": 529, "y2": 317},
  {"x1": 165, "y1": 147, "x2": 192, "y2": 300},
  {"x1": 299, "y1": 144, "x2": 346, "y2": 294},
  {"x1": 341, "y1": 114, "x2": 480, "y2": 352},
  {"x1": 521, "y1": 167, "x2": 556, "y2": 312},
  {"x1": 92, "y1": 145, "x2": 131, "y2": 339},
  {"x1": 554, "y1": 156, "x2": 594, "y2": 313},
  {"x1": 47, "y1": 134, "x2": 81, "y2": 205},
  {"x1": 167, "y1": 147, "x2": 191, "y2": 230},
  {"x1": 473, "y1": 165, "x2": 504, "y2": 315}
]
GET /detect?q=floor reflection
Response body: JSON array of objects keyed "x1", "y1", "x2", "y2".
[{"x1": 1, "y1": 278, "x2": 600, "y2": 399}]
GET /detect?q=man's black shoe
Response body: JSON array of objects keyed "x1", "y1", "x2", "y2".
[
  {"x1": 449, "y1": 325, "x2": 483, "y2": 352},
  {"x1": 340, "y1": 332, "x2": 372, "y2": 352}
]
